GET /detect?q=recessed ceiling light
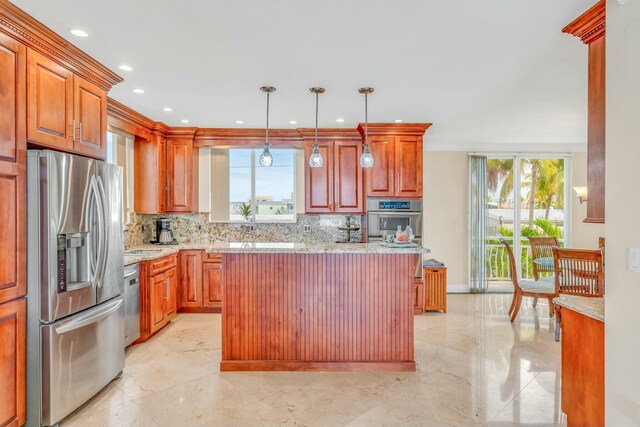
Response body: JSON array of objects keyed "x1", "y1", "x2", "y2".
[
  {"x1": 394, "y1": 119, "x2": 403, "y2": 123},
  {"x1": 289, "y1": 120, "x2": 298, "y2": 125},
  {"x1": 118, "y1": 64, "x2": 133, "y2": 71},
  {"x1": 132, "y1": 88, "x2": 144, "y2": 94},
  {"x1": 163, "y1": 107, "x2": 173, "y2": 112},
  {"x1": 181, "y1": 119, "x2": 190, "y2": 124},
  {"x1": 235, "y1": 120, "x2": 244, "y2": 124},
  {"x1": 336, "y1": 118, "x2": 345, "y2": 123},
  {"x1": 70, "y1": 29, "x2": 88, "y2": 38}
]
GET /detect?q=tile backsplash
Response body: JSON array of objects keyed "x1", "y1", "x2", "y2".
[{"x1": 124, "y1": 213, "x2": 363, "y2": 249}]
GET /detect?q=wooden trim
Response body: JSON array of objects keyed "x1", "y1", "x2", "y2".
[
  {"x1": 178, "y1": 307, "x2": 221, "y2": 314},
  {"x1": 562, "y1": 0, "x2": 605, "y2": 45},
  {"x1": 297, "y1": 128, "x2": 362, "y2": 140},
  {"x1": 220, "y1": 361, "x2": 416, "y2": 372},
  {"x1": 0, "y1": 0, "x2": 122, "y2": 91},
  {"x1": 106, "y1": 97, "x2": 156, "y2": 139},
  {"x1": 194, "y1": 128, "x2": 303, "y2": 148},
  {"x1": 357, "y1": 123, "x2": 432, "y2": 137}
]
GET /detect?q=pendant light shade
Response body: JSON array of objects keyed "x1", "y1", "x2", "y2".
[
  {"x1": 358, "y1": 87, "x2": 375, "y2": 168},
  {"x1": 259, "y1": 86, "x2": 276, "y2": 167},
  {"x1": 309, "y1": 87, "x2": 325, "y2": 168}
]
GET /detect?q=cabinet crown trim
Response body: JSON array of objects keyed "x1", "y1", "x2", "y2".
[
  {"x1": 357, "y1": 123, "x2": 432, "y2": 137},
  {"x1": 562, "y1": 0, "x2": 605, "y2": 45},
  {"x1": 0, "y1": 1, "x2": 122, "y2": 91}
]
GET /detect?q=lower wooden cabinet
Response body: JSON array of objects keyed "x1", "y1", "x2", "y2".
[
  {"x1": 138, "y1": 254, "x2": 178, "y2": 342},
  {"x1": 0, "y1": 297, "x2": 26, "y2": 427},
  {"x1": 202, "y1": 261, "x2": 223, "y2": 309},
  {"x1": 178, "y1": 251, "x2": 223, "y2": 312},
  {"x1": 423, "y1": 267, "x2": 447, "y2": 313}
]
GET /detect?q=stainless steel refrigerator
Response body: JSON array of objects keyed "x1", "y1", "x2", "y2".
[{"x1": 26, "y1": 150, "x2": 125, "y2": 427}]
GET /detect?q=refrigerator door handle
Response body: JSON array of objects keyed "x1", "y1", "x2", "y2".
[
  {"x1": 96, "y1": 176, "x2": 110, "y2": 288},
  {"x1": 54, "y1": 298, "x2": 123, "y2": 334},
  {"x1": 87, "y1": 177, "x2": 98, "y2": 277}
]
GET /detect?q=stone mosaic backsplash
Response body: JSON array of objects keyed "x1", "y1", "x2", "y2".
[{"x1": 124, "y1": 213, "x2": 363, "y2": 249}]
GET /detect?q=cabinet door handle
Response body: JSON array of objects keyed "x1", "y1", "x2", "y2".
[
  {"x1": 70, "y1": 120, "x2": 76, "y2": 143},
  {"x1": 165, "y1": 278, "x2": 169, "y2": 300},
  {"x1": 79, "y1": 122, "x2": 83, "y2": 143}
]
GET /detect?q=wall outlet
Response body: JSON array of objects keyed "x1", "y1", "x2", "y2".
[
  {"x1": 629, "y1": 248, "x2": 640, "y2": 273},
  {"x1": 304, "y1": 225, "x2": 311, "y2": 232},
  {"x1": 197, "y1": 224, "x2": 202, "y2": 231}
]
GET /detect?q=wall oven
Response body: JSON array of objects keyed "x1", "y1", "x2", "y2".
[{"x1": 366, "y1": 199, "x2": 423, "y2": 278}]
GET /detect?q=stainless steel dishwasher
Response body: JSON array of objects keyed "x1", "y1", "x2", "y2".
[{"x1": 123, "y1": 264, "x2": 140, "y2": 347}]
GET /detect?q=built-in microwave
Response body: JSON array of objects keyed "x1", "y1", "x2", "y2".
[{"x1": 366, "y1": 199, "x2": 423, "y2": 239}]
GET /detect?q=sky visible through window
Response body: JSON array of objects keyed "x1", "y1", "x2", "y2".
[{"x1": 229, "y1": 149, "x2": 294, "y2": 203}]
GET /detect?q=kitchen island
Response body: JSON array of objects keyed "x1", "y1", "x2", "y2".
[{"x1": 125, "y1": 242, "x2": 429, "y2": 371}]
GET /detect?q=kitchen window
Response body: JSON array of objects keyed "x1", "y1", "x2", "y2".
[
  {"x1": 106, "y1": 128, "x2": 134, "y2": 225},
  {"x1": 210, "y1": 148, "x2": 297, "y2": 222}
]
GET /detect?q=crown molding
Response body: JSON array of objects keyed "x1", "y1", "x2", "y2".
[
  {"x1": 562, "y1": 0, "x2": 606, "y2": 45},
  {"x1": 107, "y1": 97, "x2": 155, "y2": 140},
  {"x1": 194, "y1": 128, "x2": 303, "y2": 148},
  {"x1": 297, "y1": 128, "x2": 361, "y2": 140},
  {"x1": 166, "y1": 127, "x2": 198, "y2": 139},
  {"x1": 0, "y1": 0, "x2": 123, "y2": 91},
  {"x1": 356, "y1": 123, "x2": 432, "y2": 137}
]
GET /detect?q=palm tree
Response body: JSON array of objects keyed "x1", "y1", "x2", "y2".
[{"x1": 487, "y1": 159, "x2": 514, "y2": 208}]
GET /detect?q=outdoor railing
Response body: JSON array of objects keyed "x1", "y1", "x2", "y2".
[{"x1": 485, "y1": 236, "x2": 563, "y2": 282}]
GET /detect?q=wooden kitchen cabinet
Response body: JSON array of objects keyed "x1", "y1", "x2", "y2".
[
  {"x1": 139, "y1": 254, "x2": 178, "y2": 341},
  {"x1": 304, "y1": 136, "x2": 364, "y2": 214},
  {"x1": 134, "y1": 132, "x2": 167, "y2": 213},
  {"x1": 26, "y1": 49, "x2": 74, "y2": 151},
  {"x1": 26, "y1": 49, "x2": 108, "y2": 159},
  {"x1": 0, "y1": 297, "x2": 26, "y2": 427},
  {"x1": 179, "y1": 250, "x2": 203, "y2": 308},
  {"x1": 202, "y1": 260, "x2": 223, "y2": 310},
  {"x1": 73, "y1": 75, "x2": 107, "y2": 158},
  {"x1": 167, "y1": 137, "x2": 198, "y2": 213},
  {"x1": 358, "y1": 124, "x2": 430, "y2": 199},
  {"x1": 0, "y1": 32, "x2": 26, "y2": 306}
]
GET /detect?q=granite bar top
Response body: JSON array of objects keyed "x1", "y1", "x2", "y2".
[
  {"x1": 124, "y1": 242, "x2": 431, "y2": 266},
  {"x1": 553, "y1": 295, "x2": 604, "y2": 322}
]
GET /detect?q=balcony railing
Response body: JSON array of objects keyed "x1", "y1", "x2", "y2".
[{"x1": 485, "y1": 236, "x2": 563, "y2": 283}]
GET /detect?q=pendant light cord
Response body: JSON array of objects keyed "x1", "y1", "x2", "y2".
[
  {"x1": 265, "y1": 91, "x2": 270, "y2": 147},
  {"x1": 364, "y1": 92, "x2": 369, "y2": 147},
  {"x1": 314, "y1": 91, "x2": 319, "y2": 147}
]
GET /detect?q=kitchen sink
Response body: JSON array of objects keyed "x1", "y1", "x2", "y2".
[{"x1": 124, "y1": 249, "x2": 162, "y2": 256}]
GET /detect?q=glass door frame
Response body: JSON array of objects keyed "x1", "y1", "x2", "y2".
[{"x1": 484, "y1": 153, "x2": 573, "y2": 292}]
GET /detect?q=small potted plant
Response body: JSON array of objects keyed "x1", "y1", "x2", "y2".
[{"x1": 240, "y1": 202, "x2": 252, "y2": 222}]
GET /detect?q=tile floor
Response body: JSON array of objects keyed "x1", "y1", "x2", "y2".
[{"x1": 61, "y1": 294, "x2": 564, "y2": 427}]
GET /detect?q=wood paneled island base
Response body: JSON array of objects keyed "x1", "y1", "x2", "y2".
[{"x1": 221, "y1": 252, "x2": 417, "y2": 371}]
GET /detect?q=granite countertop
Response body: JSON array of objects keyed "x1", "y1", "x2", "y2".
[
  {"x1": 553, "y1": 295, "x2": 604, "y2": 322},
  {"x1": 124, "y1": 242, "x2": 431, "y2": 266}
]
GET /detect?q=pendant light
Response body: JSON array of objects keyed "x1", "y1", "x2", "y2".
[
  {"x1": 309, "y1": 87, "x2": 325, "y2": 168},
  {"x1": 358, "y1": 87, "x2": 374, "y2": 168},
  {"x1": 259, "y1": 86, "x2": 276, "y2": 167}
]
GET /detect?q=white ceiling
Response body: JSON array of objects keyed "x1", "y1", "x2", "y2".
[{"x1": 11, "y1": 0, "x2": 597, "y2": 149}]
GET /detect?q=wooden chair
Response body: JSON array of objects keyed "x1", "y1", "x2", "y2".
[
  {"x1": 528, "y1": 236, "x2": 560, "y2": 308},
  {"x1": 500, "y1": 238, "x2": 556, "y2": 322},
  {"x1": 552, "y1": 247, "x2": 604, "y2": 340}
]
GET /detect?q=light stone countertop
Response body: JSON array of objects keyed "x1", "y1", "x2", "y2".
[
  {"x1": 553, "y1": 295, "x2": 604, "y2": 322},
  {"x1": 124, "y1": 242, "x2": 431, "y2": 266}
]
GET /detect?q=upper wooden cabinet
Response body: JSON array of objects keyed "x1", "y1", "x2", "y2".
[
  {"x1": 563, "y1": 0, "x2": 605, "y2": 223},
  {"x1": 133, "y1": 131, "x2": 198, "y2": 214},
  {"x1": 358, "y1": 124, "x2": 431, "y2": 199},
  {"x1": 303, "y1": 130, "x2": 364, "y2": 214},
  {"x1": 134, "y1": 132, "x2": 167, "y2": 214},
  {"x1": 26, "y1": 49, "x2": 108, "y2": 159},
  {"x1": 167, "y1": 137, "x2": 198, "y2": 213},
  {"x1": 0, "y1": 32, "x2": 25, "y2": 164}
]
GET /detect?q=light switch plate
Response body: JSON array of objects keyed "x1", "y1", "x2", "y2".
[
  {"x1": 629, "y1": 248, "x2": 640, "y2": 273},
  {"x1": 304, "y1": 225, "x2": 311, "y2": 232}
]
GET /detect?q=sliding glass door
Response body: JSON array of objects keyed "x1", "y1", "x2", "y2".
[{"x1": 485, "y1": 155, "x2": 571, "y2": 291}]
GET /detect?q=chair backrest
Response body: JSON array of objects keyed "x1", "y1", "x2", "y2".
[
  {"x1": 499, "y1": 238, "x2": 521, "y2": 291},
  {"x1": 528, "y1": 236, "x2": 560, "y2": 280},
  {"x1": 552, "y1": 247, "x2": 604, "y2": 297}
]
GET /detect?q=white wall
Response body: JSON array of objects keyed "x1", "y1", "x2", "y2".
[
  {"x1": 423, "y1": 151, "x2": 469, "y2": 289},
  {"x1": 605, "y1": 1, "x2": 640, "y2": 424},
  {"x1": 571, "y1": 152, "x2": 605, "y2": 248}
]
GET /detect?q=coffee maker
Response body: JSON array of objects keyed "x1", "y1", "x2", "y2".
[{"x1": 151, "y1": 218, "x2": 178, "y2": 245}]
